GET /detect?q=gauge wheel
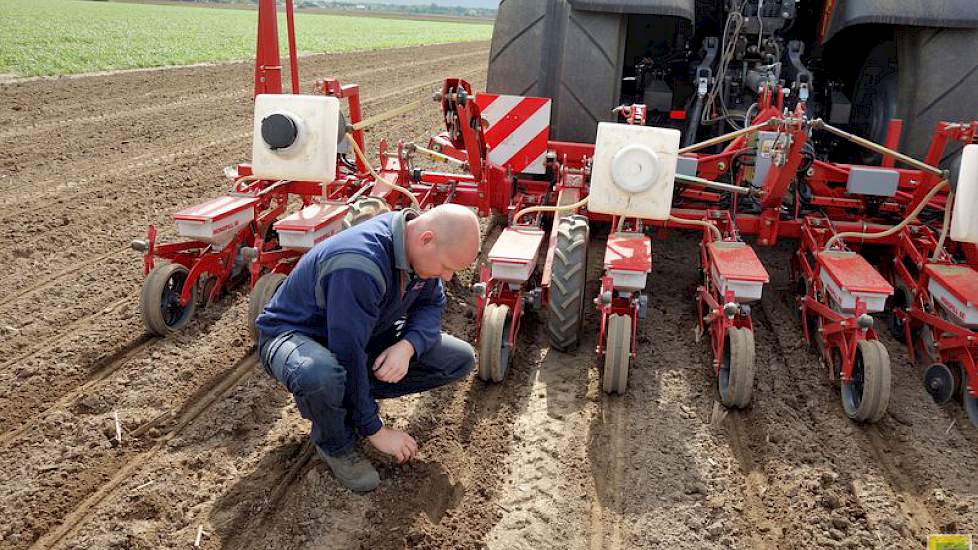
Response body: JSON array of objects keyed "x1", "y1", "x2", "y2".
[
  {"x1": 478, "y1": 303, "x2": 512, "y2": 383},
  {"x1": 602, "y1": 313, "x2": 631, "y2": 395},
  {"x1": 841, "y1": 340, "x2": 892, "y2": 423},
  {"x1": 140, "y1": 263, "x2": 196, "y2": 336},
  {"x1": 718, "y1": 327, "x2": 755, "y2": 409},
  {"x1": 249, "y1": 272, "x2": 287, "y2": 343}
]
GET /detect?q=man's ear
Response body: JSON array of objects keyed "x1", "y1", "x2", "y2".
[{"x1": 420, "y1": 230, "x2": 435, "y2": 245}]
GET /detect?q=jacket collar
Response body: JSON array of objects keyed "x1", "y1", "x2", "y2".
[{"x1": 391, "y1": 208, "x2": 420, "y2": 276}]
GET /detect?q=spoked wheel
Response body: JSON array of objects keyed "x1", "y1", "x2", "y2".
[
  {"x1": 923, "y1": 363, "x2": 956, "y2": 405},
  {"x1": 478, "y1": 303, "x2": 512, "y2": 383},
  {"x1": 841, "y1": 340, "x2": 892, "y2": 423},
  {"x1": 718, "y1": 327, "x2": 755, "y2": 409},
  {"x1": 140, "y1": 263, "x2": 196, "y2": 336},
  {"x1": 602, "y1": 313, "x2": 631, "y2": 395},
  {"x1": 249, "y1": 272, "x2": 287, "y2": 342}
]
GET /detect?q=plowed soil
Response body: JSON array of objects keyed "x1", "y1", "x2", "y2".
[{"x1": 1, "y1": 41, "x2": 975, "y2": 550}]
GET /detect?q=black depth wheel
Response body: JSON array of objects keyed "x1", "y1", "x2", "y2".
[
  {"x1": 719, "y1": 327, "x2": 755, "y2": 409},
  {"x1": 478, "y1": 303, "x2": 512, "y2": 383},
  {"x1": 140, "y1": 263, "x2": 196, "y2": 336},
  {"x1": 923, "y1": 363, "x2": 956, "y2": 405},
  {"x1": 841, "y1": 340, "x2": 892, "y2": 423},
  {"x1": 249, "y1": 272, "x2": 287, "y2": 343},
  {"x1": 602, "y1": 313, "x2": 631, "y2": 395}
]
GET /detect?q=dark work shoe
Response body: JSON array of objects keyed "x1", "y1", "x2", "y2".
[{"x1": 317, "y1": 446, "x2": 380, "y2": 492}]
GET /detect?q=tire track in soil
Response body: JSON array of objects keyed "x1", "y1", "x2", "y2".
[
  {"x1": 0, "y1": 330, "x2": 155, "y2": 446},
  {"x1": 0, "y1": 295, "x2": 255, "y2": 548},
  {"x1": 28, "y1": 353, "x2": 260, "y2": 550},
  {"x1": 753, "y1": 245, "x2": 939, "y2": 548}
]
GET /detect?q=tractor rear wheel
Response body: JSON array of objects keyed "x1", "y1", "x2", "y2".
[
  {"x1": 140, "y1": 263, "x2": 196, "y2": 336},
  {"x1": 851, "y1": 28, "x2": 978, "y2": 165},
  {"x1": 487, "y1": 0, "x2": 624, "y2": 143},
  {"x1": 602, "y1": 313, "x2": 631, "y2": 395},
  {"x1": 547, "y1": 215, "x2": 589, "y2": 351},
  {"x1": 249, "y1": 272, "x2": 286, "y2": 343},
  {"x1": 718, "y1": 327, "x2": 755, "y2": 409},
  {"x1": 841, "y1": 339, "x2": 892, "y2": 423},
  {"x1": 478, "y1": 303, "x2": 512, "y2": 383}
]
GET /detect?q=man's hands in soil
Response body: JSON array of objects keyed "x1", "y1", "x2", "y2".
[
  {"x1": 372, "y1": 340, "x2": 414, "y2": 383},
  {"x1": 367, "y1": 427, "x2": 418, "y2": 463}
]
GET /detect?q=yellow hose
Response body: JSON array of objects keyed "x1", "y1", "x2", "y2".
[
  {"x1": 823, "y1": 180, "x2": 949, "y2": 251},
  {"x1": 347, "y1": 133, "x2": 420, "y2": 210},
  {"x1": 668, "y1": 214, "x2": 722, "y2": 241},
  {"x1": 512, "y1": 196, "x2": 590, "y2": 225}
]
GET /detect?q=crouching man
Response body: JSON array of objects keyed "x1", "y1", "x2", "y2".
[{"x1": 255, "y1": 204, "x2": 480, "y2": 492}]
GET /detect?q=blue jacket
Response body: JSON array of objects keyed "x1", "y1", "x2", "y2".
[{"x1": 255, "y1": 210, "x2": 445, "y2": 436}]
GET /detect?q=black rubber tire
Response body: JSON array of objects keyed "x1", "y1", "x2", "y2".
[
  {"x1": 602, "y1": 313, "x2": 631, "y2": 395},
  {"x1": 140, "y1": 263, "x2": 196, "y2": 337},
  {"x1": 478, "y1": 303, "x2": 512, "y2": 383},
  {"x1": 249, "y1": 272, "x2": 286, "y2": 343},
  {"x1": 841, "y1": 340, "x2": 892, "y2": 423},
  {"x1": 546, "y1": 215, "x2": 590, "y2": 351},
  {"x1": 962, "y1": 368, "x2": 978, "y2": 428},
  {"x1": 851, "y1": 28, "x2": 978, "y2": 165},
  {"x1": 719, "y1": 327, "x2": 755, "y2": 409},
  {"x1": 487, "y1": 0, "x2": 625, "y2": 143},
  {"x1": 343, "y1": 197, "x2": 390, "y2": 229}
]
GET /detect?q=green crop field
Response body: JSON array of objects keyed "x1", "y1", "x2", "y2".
[{"x1": 0, "y1": 0, "x2": 493, "y2": 77}]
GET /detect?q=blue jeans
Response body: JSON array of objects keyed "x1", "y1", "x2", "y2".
[{"x1": 258, "y1": 329, "x2": 474, "y2": 456}]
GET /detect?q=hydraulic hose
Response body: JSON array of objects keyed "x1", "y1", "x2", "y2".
[
  {"x1": 512, "y1": 196, "x2": 590, "y2": 226},
  {"x1": 347, "y1": 133, "x2": 420, "y2": 210},
  {"x1": 933, "y1": 189, "x2": 955, "y2": 261},
  {"x1": 823, "y1": 180, "x2": 949, "y2": 251},
  {"x1": 668, "y1": 214, "x2": 722, "y2": 241}
]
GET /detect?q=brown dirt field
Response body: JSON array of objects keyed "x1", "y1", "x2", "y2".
[{"x1": 0, "y1": 40, "x2": 976, "y2": 550}]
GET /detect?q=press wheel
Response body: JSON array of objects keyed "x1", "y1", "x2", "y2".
[
  {"x1": 478, "y1": 303, "x2": 512, "y2": 383},
  {"x1": 719, "y1": 327, "x2": 755, "y2": 409},
  {"x1": 140, "y1": 263, "x2": 196, "y2": 336},
  {"x1": 602, "y1": 314, "x2": 631, "y2": 395},
  {"x1": 841, "y1": 340, "x2": 892, "y2": 423}
]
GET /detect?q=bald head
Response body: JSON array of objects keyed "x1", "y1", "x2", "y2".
[{"x1": 405, "y1": 204, "x2": 481, "y2": 281}]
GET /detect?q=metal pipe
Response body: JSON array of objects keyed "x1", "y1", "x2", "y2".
[
  {"x1": 675, "y1": 173, "x2": 758, "y2": 196},
  {"x1": 285, "y1": 0, "x2": 300, "y2": 94},
  {"x1": 408, "y1": 143, "x2": 467, "y2": 168},
  {"x1": 811, "y1": 119, "x2": 944, "y2": 177},
  {"x1": 678, "y1": 119, "x2": 779, "y2": 154}
]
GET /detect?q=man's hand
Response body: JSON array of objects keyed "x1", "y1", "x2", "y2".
[
  {"x1": 372, "y1": 340, "x2": 414, "y2": 383},
  {"x1": 367, "y1": 426, "x2": 418, "y2": 463}
]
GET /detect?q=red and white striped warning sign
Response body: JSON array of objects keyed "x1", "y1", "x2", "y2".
[{"x1": 476, "y1": 93, "x2": 551, "y2": 174}]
